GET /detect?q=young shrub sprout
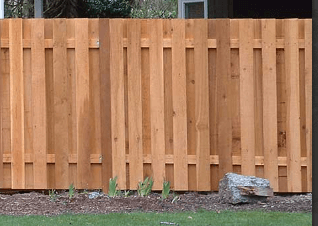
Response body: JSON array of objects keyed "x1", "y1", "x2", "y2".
[
  {"x1": 162, "y1": 181, "x2": 171, "y2": 199},
  {"x1": 137, "y1": 177, "x2": 153, "y2": 197},
  {"x1": 108, "y1": 176, "x2": 120, "y2": 197}
]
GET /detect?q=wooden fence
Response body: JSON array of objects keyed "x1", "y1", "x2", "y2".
[{"x1": 0, "y1": 18, "x2": 312, "y2": 193}]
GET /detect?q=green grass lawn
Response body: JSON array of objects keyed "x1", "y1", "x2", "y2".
[{"x1": 0, "y1": 210, "x2": 311, "y2": 226}]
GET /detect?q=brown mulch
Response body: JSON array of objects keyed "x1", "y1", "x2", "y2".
[{"x1": 0, "y1": 190, "x2": 312, "y2": 216}]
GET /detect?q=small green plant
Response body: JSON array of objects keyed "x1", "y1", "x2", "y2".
[
  {"x1": 162, "y1": 181, "x2": 170, "y2": 199},
  {"x1": 137, "y1": 177, "x2": 153, "y2": 197},
  {"x1": 172, "y1": 191, "x2": 179, "y2": 203},
  {"x1": 123, "y1": 190, "x2": 132, "y2": 198},
  {"x1": 81, "y1": 189, "x2": 89, "y2": 194},
  {"x1": 68, "y1": 183, "x2": 75, "y2": 200},
  {"x1": 49, "y1": 189, "x2": 58, "y2": 202},
  {"x1": 108, "y1": 176, "x2": 120, "y2": 197}
]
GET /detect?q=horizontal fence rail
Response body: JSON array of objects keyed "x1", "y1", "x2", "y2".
[{"x1": 0, "y1": 18, "x2": 312, "y2": 193}]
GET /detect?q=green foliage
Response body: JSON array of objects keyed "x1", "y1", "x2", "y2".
[
  {"x1": 108, "y1": 176, "x2": 120, "y2": 197},
  {"x1": 68, "y1": 183, "x2": 75, "y2": 200},
  {"x1": 123, "y1": 190, "x2": 132, "y2": 197},
  {"x1": 82, "y1": 0, "x2": 132, "y2": 18},
  {"x1": 4, "y1": 0, "x2": 34, "y2": 18},
  {"x1": 49, "y1": 189, "x2": 58, "y2": 202},
  {"x1": 130, "y1": 0, "x2": 177, "y2": 18},
  {"x1": 162, "y1": 181, "x2": 170, "y2": 199},
  {"x1": 137, "y1": 177, "x2": 153, "y2": 197},
  {"x1": 172, "y1": 191, "x2": 179, "y2": 203}
]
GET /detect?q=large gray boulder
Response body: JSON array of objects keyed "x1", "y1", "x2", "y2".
[{"x1": 219, "y1": 173, "x2": 273, "y2": 204}]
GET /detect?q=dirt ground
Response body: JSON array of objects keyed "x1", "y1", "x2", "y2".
[{"x1": 0, "y1": 190, "x2": 312, "y2": 216}]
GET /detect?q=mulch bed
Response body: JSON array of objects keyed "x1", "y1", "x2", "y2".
[{"x1": 0, "y1": 191, "x2": 312, "y2": 216}]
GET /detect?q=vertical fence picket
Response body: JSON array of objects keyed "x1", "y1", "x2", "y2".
[
  {"x1": 0, "y1": 20, "x2": 2, "y2": 188},
  {"x1": 32, "y1": 19, "x2": 47, "y2": 189},
  {"x1": 285, "y1": 19, "x2": 302, "y2": 192},
  {"x1": 127, "y1": 19, "x2": 143, "y2": 189},
  {"x1": 99, "y1": 19, "x2": 112, "y2": 192},
  {"x1": 75, "y1": 19, "x2": 91, "y2": 189},
  {"x1": 53, "y1": 19, "x2": 69, "y2": 189},
  {"x1": 9, "y1": 19, "x2": 25, "y2": 189},
  {"x1": 194, "y1": 19, "x2": 210, "y2": 191},
  {"x1": 149, "y1": 20, "x2": 165, "y2": 190},
  {"x1": 110, "y1": 19, "x2": 126, "y2": 189},
  {"x1": 0, "y1": 20, "x2": 4, "y2": 188},
  {"x1": 1, "y1": 20, "x2": 10, "y2": 188},
  {"x1": 262, "y1": 19, "x2": 278, "y2": 192},
  {"x1": 239, "y1": 19, "x2": 255, "y2": 176},
  {"x1": 171, "y1": 19, "x2": 188, "y2": 190},
  {"x1": 216, "y1": 19, "x2": 232, "y2": 180},
  {"x1": 305, "y1": 19, "x2": 312, "y2": 192}
]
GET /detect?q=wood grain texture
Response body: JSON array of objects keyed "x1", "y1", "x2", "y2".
[
  {"x1": 149, "y1": 20, "x2": 165, "y2": 190},
  {"x1": 304, "y1": 19, "x2": 312, "y2": 192},
  {"x1": 31, "y1": 19, "x2": 47, "y2": 189},
  {"x1": 109, "y1": 19, "x2": 126, "y2": 189},
  {"x1": 75, "y1": 19, "x2": 91, "y2": 189},
  {"x1": 0, "y1": 21, "x2": 2, "y2": 188},
  {"x1": 127, "y1": 19, "x2": 143, "y2": 189},
  {"x1": 53, "y1": 19, "x2": 69, "y2": 189},
  {"x1": 99, "y1": 19, "x2": 112, "y2": 192},
  {"x1": 285, "y1": 19, "x2": 301, "y2": 192},
  {"x1": 9, "y1": 19, "x2": 25, "y2": 189},
  {"x1": 261, "y1": 19, "x2": 278, "y2": 192},
  {"x1": 239, "y1": 19, "x2": 255, "y2": 176},
  {"x1": 194, "y1": 19, "x2": 210, "y2": 191},
  {"x1": 171, "y1": 20, "x2": 188, "y2": 190},
  {"x1": 216, "y1": 19, "x2": 232, "y2": 179}
]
